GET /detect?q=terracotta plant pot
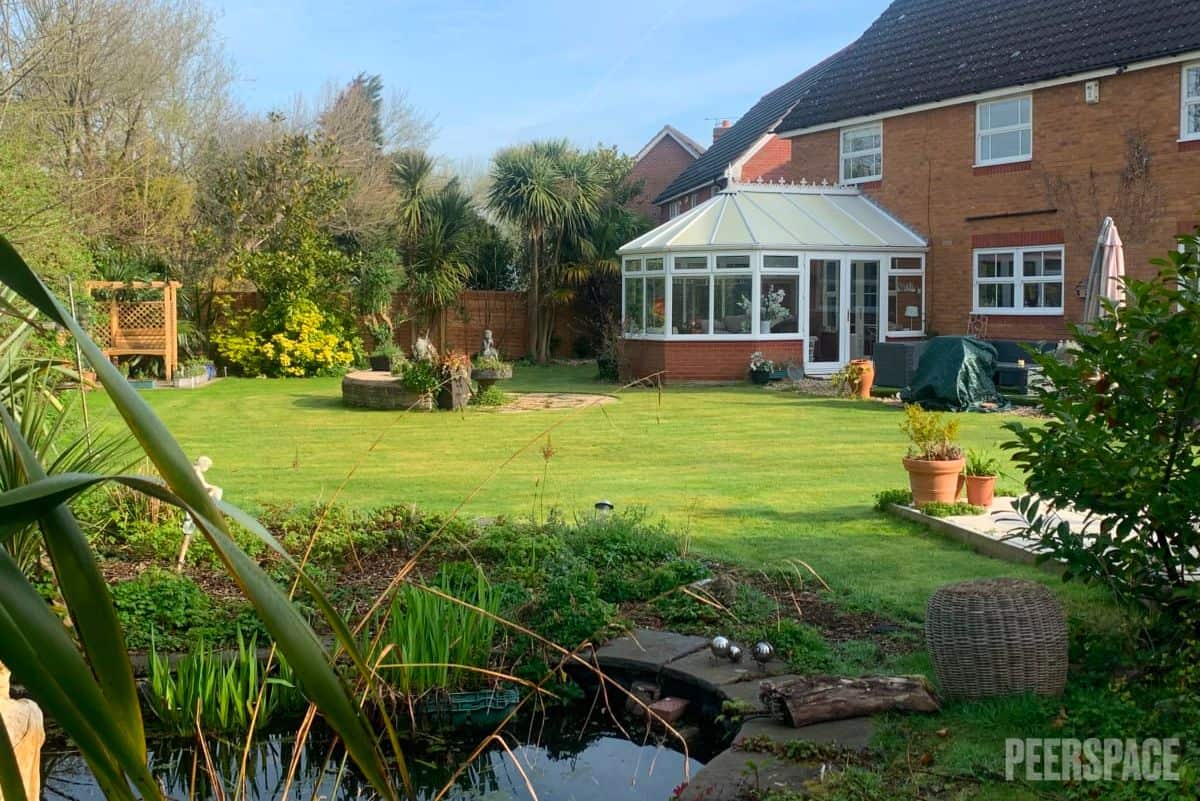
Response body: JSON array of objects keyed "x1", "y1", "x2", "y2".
[
  {"x1": 902, "y1": 456, "x2": 965, "y2": 505},
  {"x1": 850, "y1": 358, "x2": 875, "y2": 399},
  {"x1": 965, "y1": 475, "x2": 996, "y2": 507}
]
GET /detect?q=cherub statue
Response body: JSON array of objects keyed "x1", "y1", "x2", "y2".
[{"x1": 480, "y1": 329, "x2": 501, "y2": 360}]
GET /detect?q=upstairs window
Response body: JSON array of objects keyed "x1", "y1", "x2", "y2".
[
  {"x1": 840, "y1": 123, "x2": 882, "y2": 183},
  {"x1": 1184, "y1": 63, "x2": 1200, "y2": 140},
  {"x1": 977, "y1": 95, "x2": 1032, "y2": 165}
]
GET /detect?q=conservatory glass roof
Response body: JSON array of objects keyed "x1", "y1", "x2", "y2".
[{"x1": 618, "y1": 182, "x2": 927, "y2": 254}]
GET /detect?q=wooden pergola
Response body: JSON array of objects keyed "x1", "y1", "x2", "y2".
[{"x1": 85, "y1": 280, "x2": 181, "y2": 381}]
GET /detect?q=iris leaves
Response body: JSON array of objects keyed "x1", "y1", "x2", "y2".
[{"x1": 0, "y1": 237, "x2": 399, "y2": 800}]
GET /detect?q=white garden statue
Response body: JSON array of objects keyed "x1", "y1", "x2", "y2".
[
  {"x1": 175, "y1": 456, "x2": 223, "y2": 573},
  {"x1": 0, "y1": 662, "x2": 43, "y2": 801}
]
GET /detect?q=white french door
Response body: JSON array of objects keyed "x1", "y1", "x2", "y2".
[{"x1": 805, "y1": 255, "x2": 845, "y2": 374}]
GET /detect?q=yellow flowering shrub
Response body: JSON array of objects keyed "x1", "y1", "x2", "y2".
[{"x1": 214, "y1": 299, "x2": 360, "y2": 377}]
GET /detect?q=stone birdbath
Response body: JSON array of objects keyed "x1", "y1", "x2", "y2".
[{"x1": 470, "y1": 329, "x2": 513, "y2": 392}]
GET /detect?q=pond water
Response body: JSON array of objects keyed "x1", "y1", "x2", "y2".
[{"x1": 44, "y1": 712, "x2": 710, "y2": 801}]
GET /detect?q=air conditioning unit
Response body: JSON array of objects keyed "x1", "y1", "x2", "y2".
[{"x1": 1085, "y1": 80, "x2": 1100, "y2": 104}]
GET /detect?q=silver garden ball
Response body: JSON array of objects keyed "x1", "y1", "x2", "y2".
[
  {"x1": 710, "y1": 636, "x2": 731, "y2": 660},
  {"x1": 752, "y1": 641, "x2": 775, "y2": 665},
  {"x1": 727, "y1": 644, "x2": 744, "y2": 663}
]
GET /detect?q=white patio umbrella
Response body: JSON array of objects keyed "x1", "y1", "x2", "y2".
[{"x1": 1082, "y1": 216, "x2": 1125, "y2": 322}]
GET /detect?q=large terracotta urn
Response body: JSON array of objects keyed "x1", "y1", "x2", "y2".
[{"x1": 902, "y1": 456, "x2": 965, "y2": 505}]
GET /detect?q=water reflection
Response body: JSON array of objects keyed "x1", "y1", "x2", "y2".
[{"x1": 44, "y1": 718, "x2": 703, "y2": 801}]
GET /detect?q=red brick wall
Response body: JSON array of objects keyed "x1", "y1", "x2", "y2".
[
  {"x1": 740, "y1": 134, "x2": 804, "y2": 184},
  {"x1": 787, "y1": 62, "x2": 1200, "y2": 340},
  {"x1": 629, "y1": 136, "x2": 699, "y2": 223},
  {"x1": 621, "y1": 338, "x2": 805, "y2": 382}
]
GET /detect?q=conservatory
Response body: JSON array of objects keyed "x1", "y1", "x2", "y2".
[{"x1": 616, "y1": 182, "x2": 928, "y2": 382}]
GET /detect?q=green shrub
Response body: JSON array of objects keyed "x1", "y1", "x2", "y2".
[
  {"x1": 146, "y1": 630, "x2": 305, "y2": 736},
  {"x1": 751, "y1": 619, "x2": 834, "y2": 673},
  {"x1": 919, "y1": 501, "x2": 984, "y2": 518},
  {"x1": 212, "y1": 299, "x2": 360, "y2": 377},
  {"x1": 874, "y1": 488, "x2": 912, "y2": 511},
  {"x1": 900, "y1": 404, "x2": 962, "y2": 460},
  {"x1": 470, "y1": 385, "x2": 508, "y2": 406},
  {"x1": 1005, "y1": 230, "x2": 1200, "y2": 630},
  {"x1": 111, "y1": 568, "x2": 214, "y2": 650},
  {"x1": 964, "y1": 448, "x2": 1003, "y2": 477},
  {"x1": 529, "y1": 562, "x2": 617, "y2": 648},
  {"x1": 398, "y1": 359, "x2": 440, "y2": 396}
]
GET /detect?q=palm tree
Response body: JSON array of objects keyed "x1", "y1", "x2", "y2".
[
  {"x1": 407, "y1": 182, "x2": 475, "y2": 339},
  {"x1": 486, "y1": 141, "x2": 602, "y2": 362}
]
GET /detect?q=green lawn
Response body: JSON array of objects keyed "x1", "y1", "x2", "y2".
[{"x1": 89, "y1": 365, "x2": 1107, "y2": 625}]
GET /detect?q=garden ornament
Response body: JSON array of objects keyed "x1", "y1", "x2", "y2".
[
  {"x1": 727, "y1": 644, "x2": 744, "y2": 663},
  {"x1": 177, "y1": 456, "x2": 223, "y2": 572},
  {"x1": 0, "y1": 661, "x2": 44, "y2": 801},
  {"x1": 752, "y1": 641, "x2": 775, "y2": 670},
  {"x1": 413, "y1": 335, "x2": 438, "y2": 363},
  {"x1": 710, "y1": 636, "x2": 731, "y2": 662},
  {"x1": 594, "y1": 499, "x2": 614, "y2": 518},
  {"x1": 480, "y1": 329, "x2": 501, "y2": 360}
]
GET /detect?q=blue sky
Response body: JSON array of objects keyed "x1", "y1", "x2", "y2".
[{"x1": 206, "y1": 1, "x2": 886, "y2": 163}]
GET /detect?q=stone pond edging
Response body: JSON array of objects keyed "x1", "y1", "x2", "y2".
[{"x1": 590, "y1": 629, "x2": 875, "y2": 801}]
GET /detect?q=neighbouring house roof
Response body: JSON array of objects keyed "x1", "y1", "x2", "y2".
[
  {"x1": 651, "y1": 53, "x2": 845, "y2": 206},
  {"x1": 620, "y1": 183, "x2": 927, "y2": 254},
  {"x1": 634, "y1": 125, "x2": 707, "y2": 162},
  {"x1": 776, "y1": 0, "x2": 1200, "y2": 136}
]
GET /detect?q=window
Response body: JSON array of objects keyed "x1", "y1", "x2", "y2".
[
  {"x1": 646, "y1": 257, "x2": 664, "y2": 272},
  {"x1": 763, "y1": 255, "x2": 799, "y2": 270},
  {"x1": 713, "y1": 276, "x2": 753, "y2": 334},
  {"x1": 1183, "y1": 63, "x2": 1200, "y2": 140},
  {"x1": 623, "y1": 257, "x2": 641, "y2": 273},
  {"x1": 976, "y1": 95, "x2": 1032, "y2": 165},
  {"x1": 840, "y1": 123, "x2": 882, "y2": 183},
  {"x1": 623, "y1": 277, "x2": 644, "y2": 334},
  {"x1": 973, "y1": 246, "x2": 1064, "y2": 314},
  {"x1": 887, "y1": 256, "x2": 924, "y2": 334},
  {"x1": 668, "y1": 200, "x2": 681, "y2": 218},
  {"x1": 759, "y1": 274, "x2": 800, "y2": 334},
  {"x1": 716, "y1": 254, "x2": 750, "y2": 270},
  {"x1": 645, "y1": 277, "x2": 666, "y2": 333},
  {"x1": 674, "y1": 255, "x2": 707, "y2": 270},
  {"x1": 672, "y1": 276, "x2": 711, "y2": 334}
]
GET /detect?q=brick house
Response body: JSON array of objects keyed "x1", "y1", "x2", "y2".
[
  {"x1": 620, "y1": 0, "x2": 1200, "y2": 382},
  {"x1": 627, "y1": 126, "x2": 705, "y2": 223},
  {"x1": 651, "y1": 55, "x2": 841, "y2": 221}
]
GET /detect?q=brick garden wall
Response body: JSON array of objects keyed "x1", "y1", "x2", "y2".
[
  {"x1": 787, "y1": 61, "x2": 1200, "y2": 340},
  {"x1": 621, "y1": 338, "x2": 805, "y2": 383}
]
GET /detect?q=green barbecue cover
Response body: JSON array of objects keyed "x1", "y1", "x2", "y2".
[{"x1": 899, "y1": 336, "x2": 1010, "y2": 412}]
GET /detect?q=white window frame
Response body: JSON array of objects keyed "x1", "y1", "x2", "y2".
[
  {"x1": 839, "y1": 122, "x2": 883, "y2": 184},
  {"x1": 1182, "y1": 62, "x2": 1200, "y2": 142},
  {"x1": 667, "y1": 200, "x2": 682, "y2": 218},
  {"x1": 975, "y1": 95, "x2": 1033, "y2": 166},
  {"x1": 972, "y1": 245, "x2": 1065, "y2": 316},
  {"x1": 885, "y1": 255, "x2": 926, "y2": 337}
]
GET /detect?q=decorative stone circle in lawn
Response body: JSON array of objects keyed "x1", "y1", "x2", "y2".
[{"x1": 341, "y1": 370, "x2": 433, "y2": 410}]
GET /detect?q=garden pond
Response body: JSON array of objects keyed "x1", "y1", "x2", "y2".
[{"x1": 44, "y1": 704, "x2": 718, "y2": 801}]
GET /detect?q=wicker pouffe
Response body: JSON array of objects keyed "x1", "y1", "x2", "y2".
[{"x1": 925, "y1": 578, "x2": 1067, "y2": 699}]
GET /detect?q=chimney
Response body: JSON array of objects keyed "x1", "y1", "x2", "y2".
[{"x1": 712, "y1": 119, "x2": 732, "y2": 143}]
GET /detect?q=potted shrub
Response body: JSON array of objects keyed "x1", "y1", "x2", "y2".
[
  {"x1": 394, "y1": 358, "x2": 437, "y2": 410},
  {"x1": 963, "y1": 449, "x2": 1002, "y2": 507},
  {"x1": 369, "y1": 342, "x2": 399, "y2": 373},
  {"x1": 471, "y1": 353, "x2": 513, "y2": 392},
  {"x1": 749, "y1": 351, "x2": 774, "y2": 385},
  {"x1": 831, "y1": 359, "x2": 875, "y2": 399},
  {"x1": 438, "y1": 351, "x2": 472, "y2": 411},
  {"x1": 899, "y1": 404, "x2": 965, "y2": 504}
]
